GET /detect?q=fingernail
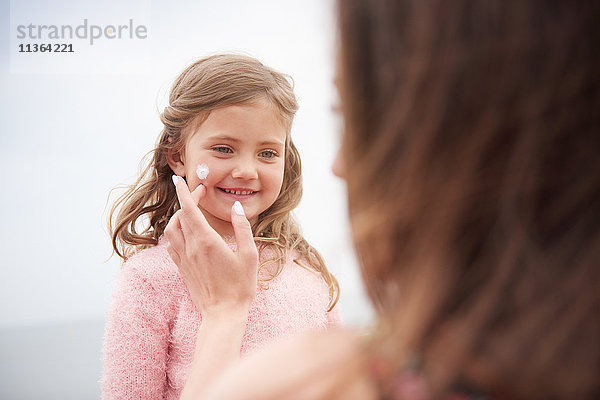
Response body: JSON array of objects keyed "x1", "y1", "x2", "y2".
[
  {"x1": 233, "y1": 201, "x2": 245, "y2": 216},
  {"x1": 172, "y1": 175, "x2": 179, "y2": 185}
]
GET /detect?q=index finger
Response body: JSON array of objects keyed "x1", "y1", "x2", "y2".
[
  {"x1": 172, "y1": 175, "x2": 211, "y2": 234},
  {"x1": 190, "y1": 181, "x2": 207, "y2": 205}
]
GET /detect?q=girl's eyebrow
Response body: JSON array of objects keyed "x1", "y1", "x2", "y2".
[
  {"x1": 205, "y1": 135, "x2": 284, "y2": 147},
  {"x1": 259, "y1": 140, "x2": 285, "y2": 147},
  {"x1": 205, "y1": 135, "x2": 240, "y2": 142}
]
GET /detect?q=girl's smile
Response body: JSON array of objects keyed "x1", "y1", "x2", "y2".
[
  {"x1": 217, "y1": 187, "x2": 259, "y2": 198},
  {"x1": 168, "y1": 98, "x2": 287, "y2": 237}
]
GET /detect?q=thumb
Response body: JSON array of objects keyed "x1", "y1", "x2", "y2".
[
  {"x1": 190, "y1": 183, "x2": 207, "y2": 205},
  {"x1": 231, "y1": 201, "x2": 257, "y2": 262}
]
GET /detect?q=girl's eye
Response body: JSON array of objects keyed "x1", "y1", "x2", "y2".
[
  {"x1": 212, "y1": 146, "x2": 233, "y2": 154},
  {"x1": 259, "y1": 150, "x2": 278, "y2": 159}
]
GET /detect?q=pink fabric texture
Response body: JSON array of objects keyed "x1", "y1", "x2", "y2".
[{"x1": 101, "y1": 237, "x2": 342, "y2": 399}]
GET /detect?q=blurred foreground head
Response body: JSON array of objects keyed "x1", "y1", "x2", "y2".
[{"x1": 337, "y1": 0, "x2": 599, "y2": 398}]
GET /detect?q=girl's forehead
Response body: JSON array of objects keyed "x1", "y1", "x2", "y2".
[{"x1": 187, "y1": 102, "x2": 287, "y2": 146}]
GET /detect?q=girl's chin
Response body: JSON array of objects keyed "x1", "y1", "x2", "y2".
[{"x1": 199, "y1": 201, "x2": 262, "y2": 225}]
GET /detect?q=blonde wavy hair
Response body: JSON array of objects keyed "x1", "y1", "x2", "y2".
[{"x1": 109, "y1": 54, "x2": 339, "y2": 310}]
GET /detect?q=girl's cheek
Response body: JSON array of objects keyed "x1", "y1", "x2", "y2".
[
  {"x1": 203, "y1": 177, "x2": 216, "y2": 191},
  {"x1": 271, "y1": 165, "x2": 286, "y2": 187}
]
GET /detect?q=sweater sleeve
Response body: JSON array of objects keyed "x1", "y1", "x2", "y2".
[
  {"x1": 327, "y1": 303, "x2": 344, "y2": 328},
  {"x1": 101, "y1": 259, "x2": 173, "y2": 400}
]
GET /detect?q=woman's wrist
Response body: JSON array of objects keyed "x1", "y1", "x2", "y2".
[
  {"x1": 180, "y1": 300, "x2": 251, "y2": 399},
  {"x1": 201, "y1": 301, "x2": 252, "y2": 327}
]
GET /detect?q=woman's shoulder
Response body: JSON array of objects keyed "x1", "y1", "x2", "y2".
[{"x1": 207, "y1": 329, "x2": 378, "y2": 400}]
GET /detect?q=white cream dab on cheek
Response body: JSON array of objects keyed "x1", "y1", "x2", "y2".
[{"x1": 196, "y1": 163, "x2": 209, "y2": 180}]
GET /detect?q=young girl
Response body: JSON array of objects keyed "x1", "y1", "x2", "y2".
[{"x1": 101, "y1": 54, "x2": 341, "y2": 399}]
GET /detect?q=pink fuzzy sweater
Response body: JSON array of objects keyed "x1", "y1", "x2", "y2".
[{"x1": 101, "y1": 237, "x2": 341, "y2": 399}]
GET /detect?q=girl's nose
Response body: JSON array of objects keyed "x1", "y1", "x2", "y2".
[{"x1": 232, "y1": 159, "x2": 259, "y2": 180}]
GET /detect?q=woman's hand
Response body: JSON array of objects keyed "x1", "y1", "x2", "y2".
[
  {"x1": 164, "y1": 175, "x2": 259, "y2": 317},
  {"x1": 165, "y1": 176, "x2": 259, "y2": 399}
]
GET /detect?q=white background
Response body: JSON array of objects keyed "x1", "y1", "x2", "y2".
[{"x1": 1, "y1": 0, "x2": 372, "y2": 397}]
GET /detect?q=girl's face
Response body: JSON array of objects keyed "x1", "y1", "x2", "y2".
[{"x1": 171, "y1": 98, "x2": 287, "y2": 236}]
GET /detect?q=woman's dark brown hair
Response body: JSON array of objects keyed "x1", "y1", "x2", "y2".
[{"x1": 337, "y1": 0, "x2": 599, "y2": 398}]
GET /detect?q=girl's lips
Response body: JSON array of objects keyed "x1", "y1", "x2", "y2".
[{"x1": 217, "y1": 187, "x2": 258, "y2": 199}]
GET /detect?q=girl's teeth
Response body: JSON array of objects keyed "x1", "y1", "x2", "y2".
[{"x1": 224, "y1": 189, "x2": 253, "y2": 195}]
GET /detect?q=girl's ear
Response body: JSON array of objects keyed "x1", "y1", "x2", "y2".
[{"x1": 167, "y1": 148, "x2": 186, "y2": 176}]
